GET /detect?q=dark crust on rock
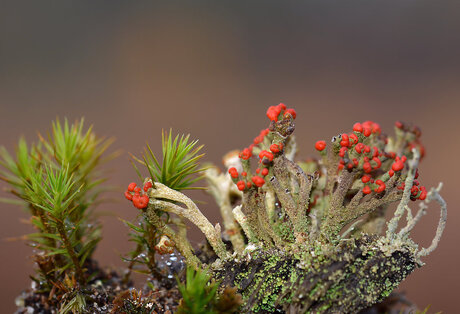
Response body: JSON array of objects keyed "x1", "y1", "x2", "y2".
[{"x1": 214, "y1": 236, "x2": 418, "y2": 313}]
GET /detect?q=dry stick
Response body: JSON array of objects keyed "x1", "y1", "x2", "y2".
[
  {"x1": 386, "y1": 149, "x2": 420, "y2": 239},
  {"x1": 418, "y1": 183, "x2": 447, "y2": 257}
]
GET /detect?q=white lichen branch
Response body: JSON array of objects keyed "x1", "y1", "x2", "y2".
[
  {"x1": 386, "y1": 148, "x2": 420, "y2": 239},
  {"x1": 417, "y1": 183, "x2": 447, "y2": 257},
  {"x1": 398, "y1": 204, "x2": 426, "y2": 238},
  {"x1": 147, "y1": 181, "x2": 229, "y2": 259}
]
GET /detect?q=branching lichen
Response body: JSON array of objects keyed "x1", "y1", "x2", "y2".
[{"x1": 120, "y1": 104, "x2": 447, "y2": 312}]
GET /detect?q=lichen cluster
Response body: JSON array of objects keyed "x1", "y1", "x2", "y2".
[{"x1": 124, "y1": 104, "x2": 446, "y2": 312}]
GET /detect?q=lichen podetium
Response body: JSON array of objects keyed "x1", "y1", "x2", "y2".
[{"x1": 123, "y1": 104, "x2": 446, "y2": 313}]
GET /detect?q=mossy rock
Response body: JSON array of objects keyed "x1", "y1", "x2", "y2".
[{"x1": 213, "y1": 235, "x2": 418, "y2": 313}]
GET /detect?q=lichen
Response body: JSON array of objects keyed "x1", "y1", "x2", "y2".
[{"x1": 119, "y1": 103, "x2": 447, "y2": 312}]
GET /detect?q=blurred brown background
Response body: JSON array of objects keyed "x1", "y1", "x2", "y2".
[{"x1": 1, "y1": 1, "x2": 459, "y2": 313}]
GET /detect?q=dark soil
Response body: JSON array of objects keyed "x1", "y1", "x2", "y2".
[
  {"x1": 14, "y1": 242, "x2": 419, "y2": 314},
  {"x1": 15, "y1": 257, "x2": 183, "y2": 314}
]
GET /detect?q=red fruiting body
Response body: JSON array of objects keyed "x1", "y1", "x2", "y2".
[
  {"x1": 133, "y1": 194, "x2": 149, "y2": 209},
  {"x1": 364, "y1": 146, "x2": 371, "y2": 153},
  {"x1": 375, "y1": 181, "x2": 386, "y2": 193},
  {"x1": 266, "y1": 105, "x2": 282, "y2": 121},
  {"x1": 353, "y1": 158, "x2": 359, "y2": 166},
  {"x1": 253, "y1": 129, "x2": 270, "y2": 145},
  {"x1": 261, "y1": 168, "x2": 269, "y2": 176},
  {"x1": 128, "y1": 182, "x2": 137, "y2": 192},
  {"x1": 363, "y1": 162, "x2": 372, "y2": 173},
  {"x1": 362, "y1": 175, "x2": 371, "y2": 183},
  {"x1": 339, "y1": 147, "x2": 348, "y2": 157},
  {"x1": 139, "y1": 195, "x2": 149, "y2": 208},
  {"x1": 246, "y1": 181, "x2": 252, "y2": 188},
  {"x1": 389, "y1": 169, "x2": 395, "y2": 177},
  {"x1": 237, "y1": 181, "x2": 246, "y2": 191},
  {"x1": 132, "y1": 194, "x2": 140, "y2": 205},
  {"x1": 419, "y1": 186, "x2": 427, "y2": 200},
  {"x1": 241, "y1": 171, "x2": 247, "y2": 177},
  {"x1": 228, "y1": 167, "x2": 239, "y2": 178},
  {"x1": 124, "y1": 190, "x2": 133, "y2": 200},
  {"x1": 355, "y1": 143, "x2": 364, "y2": 154},
  {"x1": 363, "y1": 128, "x2": 371, "y2": 137},
  {"x1": 349, "y1": 133, "x2": 358, "y2": 144},
  {"x1": 340, "y1": 134, "x2": 349, "y2": 147},
  {"x1": 239, "y1": 148, "x2": 252, "y2": 160},
  {"x1": 353, "y1": 123, "x2": 363, "y2": 133},
  {"x1": 372, "y1": 147, "x2": 379, "y2": 158},
  {"x1": 363, "y1": 186, "x2": 372, "y2": 194},
  {"x1": 134, "y1": 187, "x2": 142, "y2": 194},
  {"x1": 395, "y1": 121, "x2": 404, "y2": 129},
  {"x1": 372, "y1": 157, "x2": 382, "y2": 169},
  {"x1": 270, "y1": 143, "x2": 281, "y2": 153},
  {"x1": 256, "y1": 168, "x2": 260, "y2": 174},
  {"x1": 284, "y1": 108, "x2": 297, "y2": 119},
  {"x1": 387, "y1": 152, "x2": 396, "y2": 159},
  {"x1": 259, "y1": 150, "x2": 274, "y2": 162},
  {"x1": 278, "y1": 103, "x2": 287, "y2": 110},
  {"x1": 251, "y1": 176, "x2": 265, "y2": 188},
  {"x1": 143, "y1": 181, "x2": 153, "y2": 192},
  {"x1": 392, "y1": 160, "x2": 404, "y2": 172},
  {"x1": 372, "y1": 123, "x2": 381, "y2": 134},
  {"x1": 315, "y1": 140, "x2": 327, "y2": 151}
]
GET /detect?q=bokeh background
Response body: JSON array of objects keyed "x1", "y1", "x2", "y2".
[{"x1": 1, "y1": 1, "x2": 459, "y2": 312}]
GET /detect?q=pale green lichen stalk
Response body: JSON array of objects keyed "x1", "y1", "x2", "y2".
[{"x1": 123, "y1": 104, "x2": 447, "y2": 312}]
